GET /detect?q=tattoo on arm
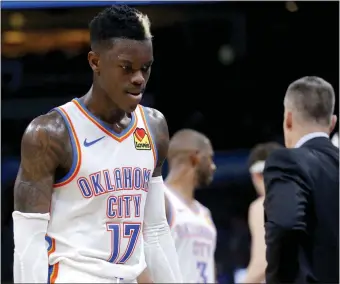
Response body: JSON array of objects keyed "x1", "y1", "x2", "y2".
[
  {"x1": 145, "y1": 108, "x2": 170, "y2": 177},
  {"x1": 14, "y1": 112, "x2": 68, "y2": 213}
]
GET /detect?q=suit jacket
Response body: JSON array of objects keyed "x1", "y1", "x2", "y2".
[{"x1": 264, "y1": 137, "x2": 339, "y2": 284}]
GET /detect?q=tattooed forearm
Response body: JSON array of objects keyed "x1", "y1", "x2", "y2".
[
  {"x1": 14, "y1": 112, "x2": 69, "y2": 213},
  {"x1": 14, "y1": 180, "x2": 53, "y2": 213},
  {"x1": 144, "y1": 107, "x2": 170, "y2": 177}
]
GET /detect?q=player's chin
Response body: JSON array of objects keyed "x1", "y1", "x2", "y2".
[
  {"x1": 123, "y1": 94, "x2": 143, "y2": 112},
  {"x1": 206, "y1": 175, "x2": 214, "y2": 186},
  {"x1": 199, "y1": 177, "x2": 212, "y2": 188}
]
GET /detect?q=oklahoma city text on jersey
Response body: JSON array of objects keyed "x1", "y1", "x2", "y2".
[{"x1": 77, "y1": 167, "x2": 151, "y2": 218}]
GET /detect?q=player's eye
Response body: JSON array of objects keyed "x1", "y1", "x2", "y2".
[
  {"x1": 121, "y1": 65, "x2": 132, "y2": 72},
  {"x1": 141, "y1": 65, "x2": 151, "y2": 72}
]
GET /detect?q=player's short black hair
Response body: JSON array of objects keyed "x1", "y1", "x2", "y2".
[
  {"x1": 248, "y1": 142, "x2": 282, "y2": 169},
  {"x1": 89, "y1": 5, "x2": 152, "y2": 48}
]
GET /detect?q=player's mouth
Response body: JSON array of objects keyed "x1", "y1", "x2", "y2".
[
  {"x1": 127, "y1": 91, "x2": 142, "y2": 97},
  {"x1": 126, "y1": 88, "x2": 145, "y2": 97},
  {"x1": 126, "y1": 91, "x2": 143, "y2": 102}
]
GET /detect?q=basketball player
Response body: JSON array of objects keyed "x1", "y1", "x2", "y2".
[
  {"x1": 164, "y1": 129, "x2": 217, "y2": 283},
  {"x1": 12, "y1": 5, "x2": 182, "y2": 283},
  {"x1": 242, "y1": 142, "x2": 282, "y2": 283}
]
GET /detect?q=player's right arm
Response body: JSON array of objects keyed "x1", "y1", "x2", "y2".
[
  {"x1": 242, "y1": 199, "x2": 266, "y2": 283},
  {"x1": 13, "y1": 112, "x2": 68, "y2": 283}
]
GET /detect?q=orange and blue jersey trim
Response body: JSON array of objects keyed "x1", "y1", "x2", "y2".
[
  {"x1": 139, "y1": 105, "x2": 158, "y2": 168},
  {"x1": 52, "y1": 107, "x2": 82, "y2": 188},
  {"x1": 45, "y1": 235, "x2": 59, "y2": 283},
  {"x1": 72, "y1": 98, "x2": 137, "y2": 143}
]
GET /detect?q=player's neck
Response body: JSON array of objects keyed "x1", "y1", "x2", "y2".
[
  {"x1": 166, "y1": 170, "x2": 195, "y2": 204},
  {"x1": 83, "y1": 86, "x2": 126, "y2": 124},
  {"x1": 172, "y1": 186, "x2": 195, "y2": 205}
]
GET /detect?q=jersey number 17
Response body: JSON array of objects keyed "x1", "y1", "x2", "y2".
[{"x1": 106, "y1": 222, "x2": 141, "y2": 263}]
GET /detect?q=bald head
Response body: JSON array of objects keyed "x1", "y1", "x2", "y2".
[
  {"x1": 167, "y1": 129, "x2": 216, "y2": 187},
  {"x1": 284, "y1": 76, "x2": 336, "y2": 126},
  {"x1": 168, "y1": 129, "x2": 211, "y2": 163}
]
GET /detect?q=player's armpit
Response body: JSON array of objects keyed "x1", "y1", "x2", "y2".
[
  {"x1": 143, "y1": 107, "x2": 169, "y2": 177},
  {"x1": 14, "y1": 112, "x2": 68, "y2": 213}
]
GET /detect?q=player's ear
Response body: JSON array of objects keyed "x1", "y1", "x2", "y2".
[
  {"x1": 88, "y1": 51, "x2": 100, "y2": 74},
  {"x1": 285, "y1": 111, "x2": 293, "y2": 130},
  {"x1": 330, "y1": 115, "x2": 337, "y2": 134},
  {"x1": 189, "y1": 151, "x2": 200, "y2": 167}
]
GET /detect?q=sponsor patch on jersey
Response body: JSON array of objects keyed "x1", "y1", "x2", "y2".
[{"x1": 133, "y1": 128, "x2": 151, "y2": 150}]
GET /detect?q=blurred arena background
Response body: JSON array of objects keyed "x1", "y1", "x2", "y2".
[{"x1": 1, "y1": 1, "x2": 339, "y2": 283}]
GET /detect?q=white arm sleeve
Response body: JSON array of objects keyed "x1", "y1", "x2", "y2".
[
  {"x1": 143, "y1": 176, "x2": 183, "y2": 283},
  {"x1": 12, "y1": 211, "x2": 50, "y2": 283}
]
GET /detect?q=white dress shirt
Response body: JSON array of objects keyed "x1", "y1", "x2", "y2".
[{"x1": 294, "y1": 132, "x2": 329, "y2": 148}]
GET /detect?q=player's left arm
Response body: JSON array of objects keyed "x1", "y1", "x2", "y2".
[{"x1": 142, "y1": 107, "x2": 182, "y2": 283}]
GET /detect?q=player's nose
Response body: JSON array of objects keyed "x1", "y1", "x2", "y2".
[
  {"x1": 211, "y1": 162, "x2": 216, "y2": 173},
  {"x1": 131, "y1": 70, "x2": 145, "y2": 86}
]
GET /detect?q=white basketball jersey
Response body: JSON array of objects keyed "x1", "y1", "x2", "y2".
[
  {"x1": 46, "y1": 98, "x2": 156, "y2": 282},
  {"x1": 165, "y1": 187, "x2": 217, "y2": 283}
]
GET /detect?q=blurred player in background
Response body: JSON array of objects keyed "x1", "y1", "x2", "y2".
[
  {"x1": 242, "y1": 142, "x2": 282, "y2": 283},
  {"x1": 12, "y1": 5, "x2": 182, "y2": 283},
  {"x1": 164, "y1": 129, "x2": 217, "y2": 283}
]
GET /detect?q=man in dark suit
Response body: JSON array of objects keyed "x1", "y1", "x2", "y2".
[{"x1": 263, "y1": 76, "x2": 339, "y2": 284}]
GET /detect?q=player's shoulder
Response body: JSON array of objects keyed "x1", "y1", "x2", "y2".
[
  {"x1": 141, "y1": 106, "x2": 167, "y2": 127},
  {"x1": 140, "y1": 106, "x2": 170, "y2": 163},
  {"x1": 140, "y1": 106, "x2": 169, "y2": 138},
  {"x1": 20, "y1": 111, "x2": 70, "y2": 169},
  {"x1": 25, "y1": 111, "x2": 67, "y2": 136},
  {"x1": 22, "y1": 111, "x2": 69, "y2": 151},
  {"x1": 196, "y1": 201, "x2": 212, "y2": 217}
]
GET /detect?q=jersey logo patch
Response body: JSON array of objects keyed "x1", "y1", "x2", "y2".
[
  {"x1": 84, "y1": 136, "x2": 106, "y2": 147},
  {"x1": 133, "y1": 128, "x2": 151, "y2": 150}
]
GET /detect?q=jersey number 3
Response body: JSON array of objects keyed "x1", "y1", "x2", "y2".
[
  {"x1": 197, "y1": 261, "x2": 208, "y2": 284},
  {"x1": 107, "y1": 222, "x2": 141, "y2": 264}
]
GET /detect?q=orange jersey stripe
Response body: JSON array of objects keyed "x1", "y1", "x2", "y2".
[
  {"x1": 46, "y1": 236, "x2": 59, "y2": 283},
  {"x1": 54, "y1": 107, "x2": 82, "y2": 188},
  {"x1": 138, "y1": 105, "x2": 157, "y2": 168},
  {"x1": 47, "y1": 237, "x2": 56, "y2": 256},
  {"x1": 72, "y1": 99, "x2": 138, "y2": 142},
  {"x1": 49, "y1": 263, "x2": 59, "y2": 284}
]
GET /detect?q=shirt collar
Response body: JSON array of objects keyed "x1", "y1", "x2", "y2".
[{"x1": 294, "y1": 132, "x2": 329, "y2": 148}]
